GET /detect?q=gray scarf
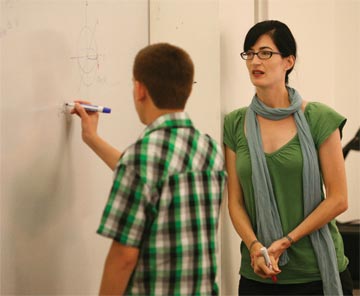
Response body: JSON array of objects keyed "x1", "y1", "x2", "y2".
[{"x1": 245, "y1": 87, "x2": 342, "y2": 295}]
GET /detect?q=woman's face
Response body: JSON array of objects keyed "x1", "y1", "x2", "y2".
[{"x1": 245, "y1": 34, "x2": 293, "y2": 89}]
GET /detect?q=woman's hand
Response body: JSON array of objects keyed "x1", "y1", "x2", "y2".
[
  {"x1": 250, "y1": 244, "x2": 281, "y2": 280},
  {"x1": 267, "y1": 237, "x2": 291, "y2": 263}
]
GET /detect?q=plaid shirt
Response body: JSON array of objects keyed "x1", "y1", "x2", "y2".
[{"x1": 97, "y1": 112, "x2": 227, "y2": 295}]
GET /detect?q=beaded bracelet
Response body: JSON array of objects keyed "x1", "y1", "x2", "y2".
[
  {"x1": 249, "y1": 239, "x2": 260, "y2": 253},
  {"x1": 285, "y1": 234, "x2": 294, "y2": 245}
]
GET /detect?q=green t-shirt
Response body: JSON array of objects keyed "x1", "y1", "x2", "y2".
[{"x1": 223, "y1": 102, "x2": 348, "y2": 284}]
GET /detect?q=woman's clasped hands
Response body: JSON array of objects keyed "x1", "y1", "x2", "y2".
[{"x1": 250, "y1": 237, "x2": 291, "y2": 280}]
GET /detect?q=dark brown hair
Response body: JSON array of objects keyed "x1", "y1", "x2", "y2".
[
  {"x1": 244, "y1": 20, "x2": 297, "y2": 84},
  {"x1": 133, "y1": 43, "x2": 194, "y2": 109}
]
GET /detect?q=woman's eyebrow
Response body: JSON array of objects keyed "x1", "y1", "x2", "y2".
[
  {"x1": 248, "y1": 46, "x2": 273, "y2": 51},
  {"x1": 259, "y1": 46, "x2": 273, "y2": 50}
]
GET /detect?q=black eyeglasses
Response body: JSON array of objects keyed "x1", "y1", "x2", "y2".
[{"x1": 240, "y1": 50, "x2": 282, "y2": 60}]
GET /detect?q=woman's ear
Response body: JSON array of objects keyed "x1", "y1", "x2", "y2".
[{"x1": 284, "y1": 55, "x2": 296, "y2": 71}]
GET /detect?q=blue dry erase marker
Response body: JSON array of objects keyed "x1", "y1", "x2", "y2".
[{"x1": 66, "y1": 102, "x2": 111, "y2": 114}]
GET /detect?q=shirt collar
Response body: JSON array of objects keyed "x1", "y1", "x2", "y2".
[{"x1": 140, "y1": 112, "x2": 193, "y2": 138}]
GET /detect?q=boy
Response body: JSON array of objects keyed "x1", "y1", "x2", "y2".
[{"x1": 72, "y1": 43, "x2": 227, "y2": 295}]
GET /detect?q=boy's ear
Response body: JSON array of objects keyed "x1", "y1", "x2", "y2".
[{"x1": 134, "y1": 80, "x2": 147, "y2": 101}]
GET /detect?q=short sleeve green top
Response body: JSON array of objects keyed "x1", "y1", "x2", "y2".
[{"x1": 223, "y1": 102, "x2": 348, "y2": 284}]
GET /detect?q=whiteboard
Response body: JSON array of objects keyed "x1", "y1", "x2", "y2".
[{"x1": 0, "y1": 0, "x2": 148, "y2": 294}]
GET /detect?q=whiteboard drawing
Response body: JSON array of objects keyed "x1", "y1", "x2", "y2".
[
  {"x1": 0, "y1": 0, "x2": 20, "y2": 39},
  {"x1": 71, "y1": 1, "x2": 103, "y2": 88}
]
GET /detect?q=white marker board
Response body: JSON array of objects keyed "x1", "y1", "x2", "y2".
[{"x1": 0, "y1": 0, "x2": 148, "y2": 294}]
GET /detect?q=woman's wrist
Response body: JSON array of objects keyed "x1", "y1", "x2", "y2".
[
  {"x1": 283, "y1": 234, "x2": 295, "y2": 248},
  {"x1": 248, "y1": 239, "x2": 261, "y2": 254}
]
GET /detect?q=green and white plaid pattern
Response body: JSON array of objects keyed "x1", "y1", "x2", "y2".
[{"x1": 97, "y1": 112, "x2": 227, "y2": 295}]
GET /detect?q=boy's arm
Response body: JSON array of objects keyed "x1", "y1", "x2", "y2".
[
  {"x1": 99, "y1": 240, "x2": 139, "y2": 296},
  {"x1": 72, "y1": 102, "x2": 122, "y2": 170},
  {"x1": 84, "y1": 133, "x2": 122, "y2": 171}
]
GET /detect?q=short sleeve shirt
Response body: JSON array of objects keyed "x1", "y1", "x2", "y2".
[
  {"x1": 223, "y1": 102, "x2": 348, "y2": 284},
  {"x1": 98, "y1": 112, "x2": 227, "y2": 295}
]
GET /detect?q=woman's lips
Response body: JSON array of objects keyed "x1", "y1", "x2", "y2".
[{"x1": 252, "y1": 70, "x2": 264, "y2": 78}]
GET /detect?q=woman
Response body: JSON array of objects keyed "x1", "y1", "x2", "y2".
[{"x1": 223, "y1": 20, "x2": 353, "y2": 295}]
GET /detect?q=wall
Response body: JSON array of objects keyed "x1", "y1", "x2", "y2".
[
  {"x1": 0, "y1": 0, "x2": 148, "y2": 294},
  {"x1": 219, "y1": 0, "x2": 360, "y2": 294},
  {"x1": 219, "y1": 1, "x2": 254, "y2": 294},
  {"x1": 333, "y1": 0, "x2": 360, "y2": 222}
]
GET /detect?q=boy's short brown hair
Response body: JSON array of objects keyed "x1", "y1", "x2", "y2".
[{"x1": 133, "y1": 43, "x2": 194, "y2": 109}]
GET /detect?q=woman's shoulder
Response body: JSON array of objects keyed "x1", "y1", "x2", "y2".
[
  {"x1": 224, "y1": 106, "x2": 248, "y2": 121},
  {"x1": 223, "y1": 107, "x2": 248, "y2": 149},
  {"x1": 304, "y1": 101, "x2": 337, "y2": 115},
  {"x1": 303, "y1": 100, "x2": 346, "y2": 146},
  {"x1": 304, "y1": 101, "x2": 333, "y2": 113},
  {"x1": 304, "y1": 101, "x2": 344, "y2": 122}
]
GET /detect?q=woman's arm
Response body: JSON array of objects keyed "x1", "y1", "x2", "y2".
[
  {"x1": 225, "y1": 146, "x2": 257, "y2": 248},
  {"x1": 269, "y1": 128, "x2": 348, "y2": 254},
  {"x1": 225, "y1": 146, "x2": 280, "y2": 278}
]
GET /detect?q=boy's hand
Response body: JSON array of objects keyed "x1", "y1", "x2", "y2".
[{"x1": 70, "y1": 100, "x2": 99, "y2": 145}]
